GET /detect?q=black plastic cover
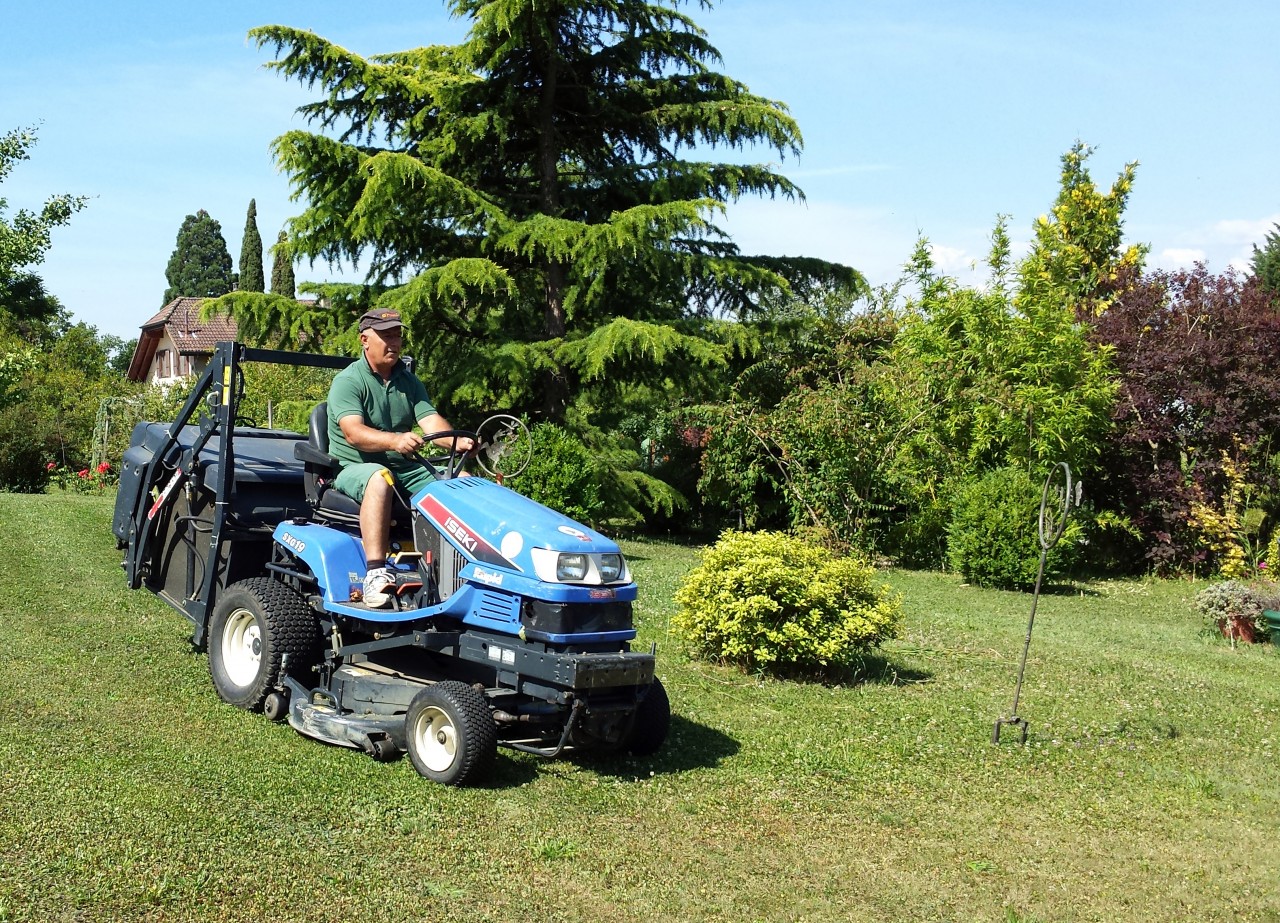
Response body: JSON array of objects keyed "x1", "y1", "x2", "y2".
[{"x1": 521, "y1": 599, "x2": 634, "y2": 637}]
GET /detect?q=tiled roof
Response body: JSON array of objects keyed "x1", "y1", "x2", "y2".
[
  {"x1": 141, "y1": 296, "x2": 238, "y2": 352},
  {"x1": 125, "y1": 297, "x2": 237, "y2": 381},
  {"x1": 125, "y1": 296, "x2": 324, "y2": 381}
]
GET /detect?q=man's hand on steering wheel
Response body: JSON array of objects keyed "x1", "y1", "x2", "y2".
[
  {"x1": 442, "y1": 434, "x2": 476, "y2": 454},
  {"x1": 391, "y1": 431, "x2": 427, "y2": 456},
  {"x1": 416, "y1": 429, "x2": 480, "y2": 479}
]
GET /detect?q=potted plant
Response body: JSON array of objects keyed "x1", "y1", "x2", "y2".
[
  {"x1": 1247, "y1": 580, "x2": 1280, "y2": 646},
  {"x1": 1193, "y1": 580, "x2": 1268, "y2": 645}
]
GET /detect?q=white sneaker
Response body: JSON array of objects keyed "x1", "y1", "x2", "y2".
[{"x1": 363, "y1": 567, "x2": 395, "y2": 608}]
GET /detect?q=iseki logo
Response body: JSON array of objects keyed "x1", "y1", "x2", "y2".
[{"x1": 445, "y1": 517, "x2": 479, "y2": 553}]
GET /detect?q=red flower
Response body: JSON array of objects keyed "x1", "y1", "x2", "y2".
[
  {"x1": 96, "y1": 462, "x2": 111, "y2": 474},
  {"x1": 46, "y1": 461, "x2": 56, "y2": 470},
  {"x1": 78, "y1": 469, "x2": 89, "y2": 478}
]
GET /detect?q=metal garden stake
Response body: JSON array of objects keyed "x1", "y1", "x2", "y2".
[{"x1": 993, "y1": 462, "x2": 1080, "y2": 745}]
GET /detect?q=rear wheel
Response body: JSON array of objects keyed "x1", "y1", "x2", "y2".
[
  {"x1": 404, "y1": 682, "x2": 497, "y2": 786},
  {"x1": 208, "y1": 578, "x2": 320, "y2": 711}
]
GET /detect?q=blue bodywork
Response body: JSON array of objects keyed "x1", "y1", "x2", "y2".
[
  {"x1": 112, "y1": 344, "x2": 668, "y2": 775},
  {"x1": 272, "y1": 475, "x2": 637, "y2": 643}
]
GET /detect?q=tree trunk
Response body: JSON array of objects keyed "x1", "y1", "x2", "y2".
[{"x1": 537, "y1": 37, "x2": 569, "y2": 423}]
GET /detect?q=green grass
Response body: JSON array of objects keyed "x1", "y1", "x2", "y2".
[{"x1": 2, "y1": 493, "x2": 1278, "y2": 922}]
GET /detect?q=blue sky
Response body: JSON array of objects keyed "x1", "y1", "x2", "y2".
[{"x1": 4, "y1": 0, "x2": 1278, "y2": 342}]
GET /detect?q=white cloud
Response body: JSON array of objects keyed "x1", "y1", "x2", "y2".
[
  {"x1": 927, "y1": 242, "x2": 974, "y2": 274},
  {"x1": 1209, "y1": 216, "x2": 1280, "y2": 272},
  {"x1": 1154, "y1": 248, "x2": 1206, "y2": 271},
  {"x1": 1211, "y1": 215, "x2": 1280, "y2": 245},
  {"x1": 1144, "y1": 213, "x2": 1280, "y2": 276},
  {"x1": 721, "y1": 196, "x2": 1050, "y2": 295},
  {"x1": 721, "y1": 197, "x2": 909, "y2": 281}
]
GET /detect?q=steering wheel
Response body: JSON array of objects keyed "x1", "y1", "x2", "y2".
[
  {"x1": 473, "y1": 414, "x2": 532, "y2": 480},
  {"x1": 418, "y1": 429, "x2": 480, "y2": 480}
]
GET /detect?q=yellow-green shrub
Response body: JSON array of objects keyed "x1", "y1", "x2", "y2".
[{"x1": 672, "y1": 530, "x2": 902, "y2": 675}]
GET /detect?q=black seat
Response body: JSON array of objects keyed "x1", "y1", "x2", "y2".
[{"x1": 293, "y1": 402, "x2": 410, "y2": 531}]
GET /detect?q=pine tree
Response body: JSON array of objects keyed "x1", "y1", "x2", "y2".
[
  {"x1": 243, "y1": 1, "x2": 860, "y2": 423},
  {"x1": 1250, "y1": 223, "x2": 1280, "y2": 299},
  {"x1": 163, "y1": 210, "x2": 234, "y2": 304},
  {"x1": 270, "y1": 231, "x2": 295, "y2": 297},
  {"x1": 238, "y1": 199, "x2": 265, "y2": 293}
]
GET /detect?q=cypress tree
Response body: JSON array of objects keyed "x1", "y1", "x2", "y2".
[
  {"x1": 269, "y1": 230, "x2": 295, "y2": 298},
  {"x1": 162, "y1": 210, "x2": 234, "y2": 304},
  {"x1": 238, "y1": 199, "x2": 265, "y2": 292}
]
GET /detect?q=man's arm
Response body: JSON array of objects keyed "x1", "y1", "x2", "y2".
[
  {"x1": 338, "y1": 413, "x2": 426, "y2": 456},
  {"x1": 419, "y1": 412, "x2": 475, "y2": 452}
]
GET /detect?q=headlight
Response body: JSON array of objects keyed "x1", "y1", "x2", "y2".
[
  {"x1": 556, "y1": 553, "x2": 589, "y2": 582},
  {"x1": 529, "y1": 547, "x2": 629, "y2": 583},
  {"x1": 598, "y1": 553, "x2": 623, "y2": 582}
]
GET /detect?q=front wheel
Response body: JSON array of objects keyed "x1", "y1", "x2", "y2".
[
  {"x1": 404, "y1": 682, "x2": 497, "y2": 786},
  {"x1": 622, "y1": 678, "x2": 671, "y2": 756},
  {"x1": 207, "y1": 578, "x2": 320, "y2": 712}
]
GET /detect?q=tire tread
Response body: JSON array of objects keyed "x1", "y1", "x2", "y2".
[
  {"x1": 406, "y1": 681, "x2": 497, "y2": 786},
  {"x1": 208, "y1": 577, "x2": 321, "y2": 711}
]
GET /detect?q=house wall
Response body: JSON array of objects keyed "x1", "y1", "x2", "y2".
[{"x1": 148, "y1": 331, "x2": 204, "y2": 386}]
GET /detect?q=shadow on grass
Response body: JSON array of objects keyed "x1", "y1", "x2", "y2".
[
  {"x1": 1040, "y1": 581, "x2": 1100, "y2": 597},
  {"x1": 615, "y1": 532, "x2": 715, "y2": 562},
  {"x1": 490, "y1": 752, "x2": 544, "y2": 787},
  {"x1": 751, "y1": 652, "x2": 933, "y2": 688},
  {"x1": 572, "y1": 714, "x2": 740, "y2": 780},
  {"x1": 849, "y1": 652, "x2": 933, "y2": 687},
  {"x1": 467, "y1": 714, "x2": 741, "y2": 788},
  {"x1": 955, "y1": 579, "x2": 1098, "y2": 597}
]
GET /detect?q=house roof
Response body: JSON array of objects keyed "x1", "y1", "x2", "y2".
[
  {"x1": 125, "y1": 296, "x2": 323, "y2": 382},
  {"x1": 142, "y1": 297, "x2": 239, "y2": 351},
  {"x1": 125, "y1": 297, "x2": 238, "y2": 382}
]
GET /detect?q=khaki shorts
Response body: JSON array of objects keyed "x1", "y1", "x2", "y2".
[{"x1": 333, "y1": 461, "x2": 434, "y2": 503}]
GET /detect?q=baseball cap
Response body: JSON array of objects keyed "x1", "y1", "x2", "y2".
[{"x1": 359, "y1": 309, "x2": 403, "y2": 332}]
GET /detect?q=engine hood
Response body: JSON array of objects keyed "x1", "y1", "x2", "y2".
[{"x1": 413, "y1": 476, "x2": 621, "y2": 574}]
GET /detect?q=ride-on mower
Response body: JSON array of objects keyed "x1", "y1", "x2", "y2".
[{"x1": 112, "y1": 342, "x2": 669, "y2": 785}]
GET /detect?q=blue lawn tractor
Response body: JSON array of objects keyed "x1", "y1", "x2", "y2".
[{"x1": 112, "y1": 343, "x2": 669, "y2": 785}]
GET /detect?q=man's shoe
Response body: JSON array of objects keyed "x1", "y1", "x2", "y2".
[{"x1": 363, "y1": 567, "x2": 395, "y2": 608}]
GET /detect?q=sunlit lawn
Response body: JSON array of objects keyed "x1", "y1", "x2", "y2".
[{"x1": 1, "y1": 492, "x2": 1277, "y2": 922}]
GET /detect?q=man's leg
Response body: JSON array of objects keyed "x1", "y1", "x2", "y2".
[
  {"x1": 359, "y1": 468, "x2": 396, "y2": 564},
  {"x1": 330, "y1": 464, "x2": 398, "y2": 608},
  {"x1": 359, "y1": 469, "x2": 396, "y2": 608}
]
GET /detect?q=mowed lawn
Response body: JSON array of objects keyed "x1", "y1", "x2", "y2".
[{"x1": 1, "y1": 491, "x2": 1277, "y2": 923}]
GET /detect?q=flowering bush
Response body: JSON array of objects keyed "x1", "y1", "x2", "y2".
[
  {"x1": 47, "y1": 460, "x2": 117, "y2": 493},
  {"x1": 672, "y1": 530, "x2": 902, "y2": 677}
]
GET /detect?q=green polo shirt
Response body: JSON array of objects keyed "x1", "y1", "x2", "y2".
[{"x1": 327, "y1": 355, "x2": 436, "y2": 473}]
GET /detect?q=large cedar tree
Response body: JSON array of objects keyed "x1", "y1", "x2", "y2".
[
  {"x1": 163, "y1": 210, "x2": 234, "y2": 305},
  {"x1": 235, "y1": 0, "x2": 860, "y2": 423}
]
